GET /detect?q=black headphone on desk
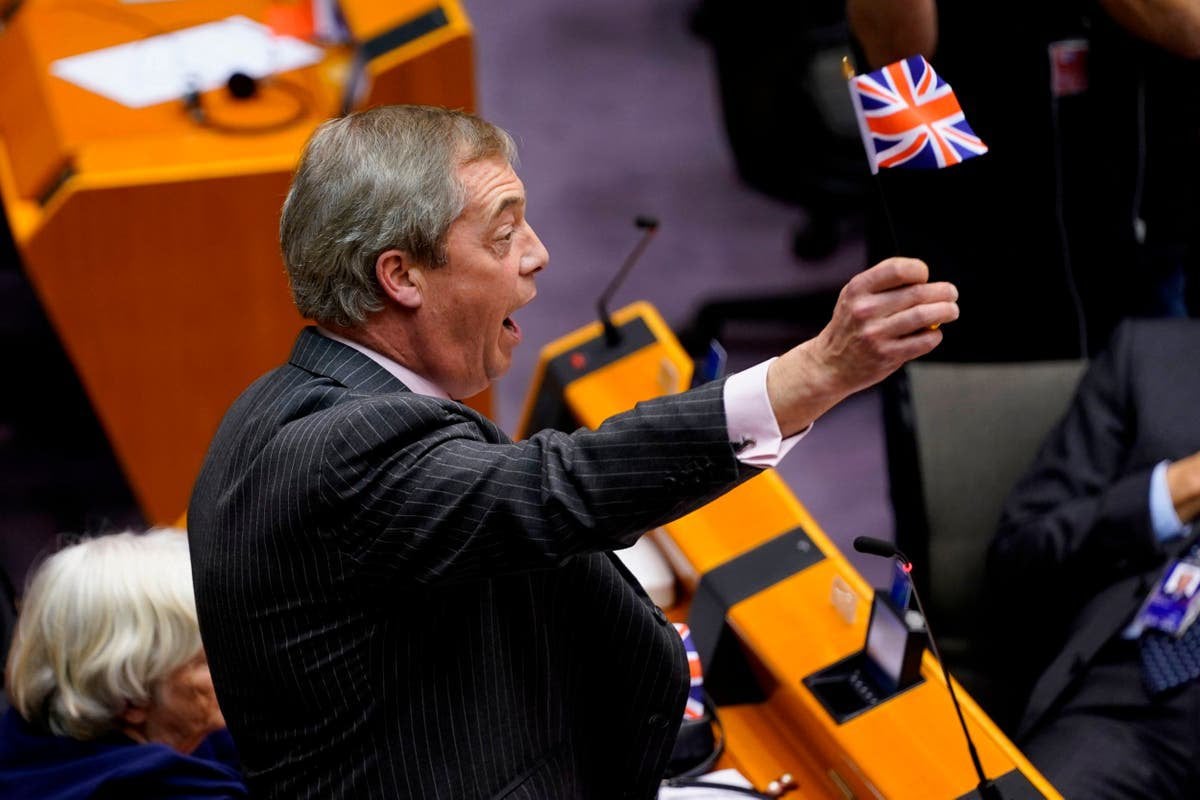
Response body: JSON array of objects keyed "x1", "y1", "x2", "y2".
[{"x1": 182, "y1": 71, "x2": 311, "y2": 135}]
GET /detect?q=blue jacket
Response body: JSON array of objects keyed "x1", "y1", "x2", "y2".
[{"x1": 0, "y1": 708, "x2": 248, "y2": 799}]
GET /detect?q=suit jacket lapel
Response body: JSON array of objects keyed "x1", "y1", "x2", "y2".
[{"x1": 288, "y1": 326, "x2": 410, "y2": 395}]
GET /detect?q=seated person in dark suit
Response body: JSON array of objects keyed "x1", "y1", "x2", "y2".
[
  {"x1": 188, "y1": 104, "x2": 960, "y2": 799},
  {"x1": 0, "y1": 529, "x2": 247, "y2": 799},
  {"x1": 988, "y1": 318, "x2": 1200, "y2": 799}
]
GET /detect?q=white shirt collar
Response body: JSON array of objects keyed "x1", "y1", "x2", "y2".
[{"x1": 316, "y1": 327, "x2": 451, "y2": 401}]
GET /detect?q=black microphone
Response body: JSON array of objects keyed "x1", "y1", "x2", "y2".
[
  {"x1": 851, "y1": 536, "x2": 908, "y2": 563},
  {"x1": 852, "y1": 537, "x2": 1003, "y2": 800},
  {"x1": 596, "y1": 216, "x2": 659, "y2": 347}
]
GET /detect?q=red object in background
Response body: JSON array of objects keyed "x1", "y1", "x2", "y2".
[
  {"x1": 1049, "y1": 39, "x2": 1089, "y2": 98},
  {"x1": 265, "y1": 2, "x2": 316, "y2": 40}
]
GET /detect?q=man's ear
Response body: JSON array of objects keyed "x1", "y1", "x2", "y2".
[{"x1": 375, "y1": 249, "x2": 423, "y2": 309}]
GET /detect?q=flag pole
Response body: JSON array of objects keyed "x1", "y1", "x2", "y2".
[
  {"x1": 842, "y1": 56, "x2": 903, "y2": 257},
  {"x1": 844, "y1": 56, "x2": 940, "y2": 330}
]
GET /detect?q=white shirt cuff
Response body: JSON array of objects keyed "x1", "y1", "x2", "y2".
[
  {"x1": 1150, "y1": 459, "x2": 1189, "y2": 542},
  {"x1": 723, "y1": 358, "x2": 808, "y2": 468}
]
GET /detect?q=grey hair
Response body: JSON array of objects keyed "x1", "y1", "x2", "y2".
[
  {"x1": 6, "y1": 528, "x2": 203, "y2": 741},
  {"x1": 280, "y1": 105, "x2": 518, "y2": 328}
]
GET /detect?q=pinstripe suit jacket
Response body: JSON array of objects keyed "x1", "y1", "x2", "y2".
[{"x1": 188, "y1": 328, "x2": 757, "y2": 799}]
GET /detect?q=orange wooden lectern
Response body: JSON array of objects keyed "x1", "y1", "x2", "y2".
[
  {"x1": 518, "y1": 302, "x2": 1062, "y2": 800},
  {"x1": 0, "y1": 0, "x2": 480, "y2": 523}
]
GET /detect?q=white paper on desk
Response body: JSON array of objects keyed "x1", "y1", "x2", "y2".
[
  {"x1": 49, "y1": 15, "x2": 323, "y2": 108},
  {"x1": 658, "y1": 769, "x2": 755, "y2": 799}
]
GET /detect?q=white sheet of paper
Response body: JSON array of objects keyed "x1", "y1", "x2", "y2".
[{"x1": 49, "y1": 15, "x2": 324, "y2": 109}]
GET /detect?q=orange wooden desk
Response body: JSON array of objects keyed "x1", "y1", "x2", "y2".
[
  {"x1": 519, "y1": 303, "x2": 1062, "y2": 800},
  {"x1": 0, "y1": 0, "x2": 483, "y2": 522}
]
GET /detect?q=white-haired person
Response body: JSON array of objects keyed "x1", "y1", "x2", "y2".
[{"x1": 0, "y1": 529, "x2": 247, "y2": 799}]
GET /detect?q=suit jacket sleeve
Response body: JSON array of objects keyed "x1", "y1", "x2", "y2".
[
  {"x1": 988, "y1": 321, "x2": 1164, "y2": 617},
  {"x1": 289, "y1": 378, "x2": 757, "y2": 586}
]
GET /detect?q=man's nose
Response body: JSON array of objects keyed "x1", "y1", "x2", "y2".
[{"x1": 520, "y1": 226, "x2": 549, "y2": 276}]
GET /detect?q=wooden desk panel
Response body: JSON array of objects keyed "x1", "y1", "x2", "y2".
[
  {"x1": 0, "y1": 0, "x2": 479, "y2": 521},
  {"x1": 533, "y1": 303, "x2": 1061, "y2": 799},
  {"x1": 1, "y1": 0, "x2": 311, "y2": 198},
  {"x1": 17, "y1": 168, "x2": 301, "y2": 520}
]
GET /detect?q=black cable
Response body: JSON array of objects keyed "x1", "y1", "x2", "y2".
[
  {"x1": 661, "y1": 778, "x2": 776, "y2": 799},
  {"x1": 673, "y1": 692, "x2": 725, "y2": 778},
  {"x1": 1049, "y1": 79, "x2": 1089, "y2": 358}
]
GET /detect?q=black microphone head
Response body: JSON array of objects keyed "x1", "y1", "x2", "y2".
[
  {"x1": 853, "y1": 536, "x2": 901, "y2": 560},
  {"x1": 227, "y1": 71, "x2": 258, "y2": 100},
  {"x1": 634, "y1": 215, "x2": 659, "y2": 230}
]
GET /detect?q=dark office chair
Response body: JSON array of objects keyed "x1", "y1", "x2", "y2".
[
  {"x1": 693, "y1": 0, "x2": 866, "y2": 254},
  {"x1": 883, "y1": 359, "x2": 1087, "y2": 730}
]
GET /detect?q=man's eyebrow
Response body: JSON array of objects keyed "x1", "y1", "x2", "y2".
[{"x1": 490, "y1": 195, "x2": 524, "y2": 220}]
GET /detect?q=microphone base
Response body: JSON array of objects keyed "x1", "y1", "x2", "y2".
[{"x1": 954, "y1": 769, "x2": 1048, "y2": 799}]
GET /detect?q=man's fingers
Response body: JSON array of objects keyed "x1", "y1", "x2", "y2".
[
  {"x1": 888, "y1": 327, "x2": 944, "y2": 362},
  {"x1": 877, "y1": 300, "x2": 960, "y2": 338},
  {"x1": 802, "y1": 258, "x2": 957, "y2": 404},
  {"x1": 847, "y1": 280, "x2": 958, "y2": 321},
  {"x1": 851, "y1": 257, "x2": 931, "y2": 294}
]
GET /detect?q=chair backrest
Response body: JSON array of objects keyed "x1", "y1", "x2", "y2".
[{"x1": 889, "y1": 360, "x2": 1087, "y2": 665}]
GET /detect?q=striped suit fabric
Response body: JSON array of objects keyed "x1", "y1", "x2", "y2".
[{"x1": 188, "y1": 327, "x2": 758, "y2": 799}]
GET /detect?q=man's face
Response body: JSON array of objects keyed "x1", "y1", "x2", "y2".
[{"x1": 417, "y1": 157, "x2": 548, "y2": 398}]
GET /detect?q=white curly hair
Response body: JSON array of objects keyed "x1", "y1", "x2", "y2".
[{"x1": 5, "y1": 528, "x2": 202, "y2": 740}]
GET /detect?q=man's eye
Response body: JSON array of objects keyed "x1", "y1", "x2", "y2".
[{"x1": 498, "y1": 231, "x2": 515, "y2": 242}]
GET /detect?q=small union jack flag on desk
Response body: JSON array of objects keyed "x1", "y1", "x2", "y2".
[
  {"x1": 673, "y1": 623, "x2": 706, "y2": 720},
  {"x1": 848, "y1": 55, "x2": 987, "y2": 174}
]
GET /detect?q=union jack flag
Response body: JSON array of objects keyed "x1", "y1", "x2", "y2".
[
  {"x1": 849, "y1": 55, "x2": 987, "y2": 174},
  {"x1": 673, "y1": 623, "x2": 706, "y2": 720}
]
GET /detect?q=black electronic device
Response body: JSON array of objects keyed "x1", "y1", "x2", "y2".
[{"x1": 803, "y1": 590, "x2": 926, "y2": 723}]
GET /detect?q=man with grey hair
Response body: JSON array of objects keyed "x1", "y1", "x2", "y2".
[{"x1": 189, "y1": 104, "x2": 959, "y2": 799}]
